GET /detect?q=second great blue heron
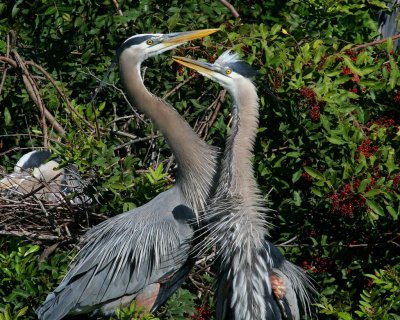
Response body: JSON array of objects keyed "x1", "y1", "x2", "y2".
[
  {"x1": 174, "y1": 52, "x2": 313, "y2": 319},
  {"x1": 37, "y1": 29, "x2": 219, "y2": 319}
]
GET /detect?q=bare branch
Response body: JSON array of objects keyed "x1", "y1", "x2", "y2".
[{"x1": 219, "y1": 0, "x2": 240, "y2": 18}]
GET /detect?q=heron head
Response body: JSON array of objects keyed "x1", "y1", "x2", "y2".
[
  {"x1": 172, "y1": 50, "x2": 258, "y2": 91},
  {"x1": 117, "y1": 29, "x2": 219, "y2": 62}
]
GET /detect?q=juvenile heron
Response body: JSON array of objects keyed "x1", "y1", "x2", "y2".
[
  {"x1": 36, "y1": 29, "x2": 219, "y2": 319},
  {"x1": 0, "y1": 150, "x2": 87, "y2": 204},
  {"x1": 174, "y1": 52, "x2": 313, "y2": 320}
]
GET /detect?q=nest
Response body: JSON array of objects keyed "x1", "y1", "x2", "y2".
[{"x1": 0, "y1": 180, "x2": 104, "y2": 244}]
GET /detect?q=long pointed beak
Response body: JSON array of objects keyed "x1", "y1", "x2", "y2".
[
  {"x1": 162, "y1": 29, "x2": 219, "y2": 47},
  {"x1": 172, "y1": 55, "x2": 218, "y2": 76}
]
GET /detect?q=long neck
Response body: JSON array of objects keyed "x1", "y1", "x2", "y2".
[
  {"x1": 223, "y1": 79, "x2": 261, "y2": 206},
  {"x1": 119, "y1": 51, "x2": 217, "y2": 213},
  {"x1": 213, "y1": 80, "x2": 276, "y2": 320}
]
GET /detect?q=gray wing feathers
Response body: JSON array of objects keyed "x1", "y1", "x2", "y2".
[{"x1": 37, "y1": 189, "x2": 194, "y2": 320}]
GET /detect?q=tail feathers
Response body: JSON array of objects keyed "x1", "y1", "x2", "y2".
[
  {"x1": 278, "y1": 260, "x2": 316, "y2": 318},
  {"x1": 37, "y1": 285, "x2": 77, "y2": 320},
  {"x1": 152, "y1": 260, "x2": 193, "y2": 311},
  {"x1": 215, "y1": 260, "x2": 283, "y2": 320},
  {"x1": 36, "y1": 270, "x2": 95, "y2": 320}
]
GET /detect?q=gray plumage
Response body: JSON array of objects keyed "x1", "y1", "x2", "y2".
[
  {"x1": 37, "y1": 29, "x2": 219, "y2": 320},
  {"x1": 174, "y1": 51, "x2": 314, "y2": 320},
  {"x1": 378, "y1": 0, "x2": 400, "y2": 49},
  {"x1": 0, "y1": 150, "x2": 88, "y2": 204}
]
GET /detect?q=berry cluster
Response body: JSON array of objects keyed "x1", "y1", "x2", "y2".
[
  {"x1": 368, "y1": 116, "x2": 396, "y2": 127},
  {"x1": 299, "y1": 87, "x2": 321, "y2": 122},
  {"x1": 392, "y1": 174, "x2": 400, "y2": 189},
  {"x1": 302, "y1": 172, "x2": 313, "y2": 182},
  {"x1": 302, "y1": 257, "x2": 332, "y2": 273},
  {"x1": 394, "y1": 89, "x2": 400, "y2": 104},
  {"x1": 356, "y1": 139, "x2": 379, "y2": 158},
  {"x1": 341, "y1": 66, "x2": 352, "y2": 75},
  {"x1": 329, "y1": 181, "x2": 367, "y2": 218},
  {"x1": 191, "y1": 306, "x2": 213, "y2": 320},
  {"x1": 345, "y1": 49, "x2": 358, "y2": 62}
]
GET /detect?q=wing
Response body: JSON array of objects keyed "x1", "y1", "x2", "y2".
[{"x1": 37, "y1": 187, "x2": 195, "y2": 320}]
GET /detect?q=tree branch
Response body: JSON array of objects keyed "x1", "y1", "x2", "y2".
[{"x1": 219, "y1": 0, "x2": 240, "y2": 18}]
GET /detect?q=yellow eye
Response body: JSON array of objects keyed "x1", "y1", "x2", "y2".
[
  {"x1": 146, "y1": 39, "x2": 154, "y2": 45},
  {"x1": 225, "y1": 68, "x2": 232, "y2": 75}
]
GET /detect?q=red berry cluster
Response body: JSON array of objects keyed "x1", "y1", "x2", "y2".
[
  {"x1": 329, "y1": 181, "x2": 367, "y2": 218},
  {"x1": 299, "y1": 87, "x2": 321, "y2": 122},
  {"x1": 345, "y1": 49, "x2": 358, "y2": 62},
  {"x1": 394, "y1": 89, "x2": 400, "y2": 104},
  {"x1": 271, "y1": 70, "x2": 282, "y2": 90},
  {"x1": 341, "y1": 66, "x2": 352, "y2": 75},
  {"x1": 356, "y1": 139, "x2": 379, "y2": 158},
  {"x1": 309, "y1": 105, "x2": 321, "y2": 122},
  {"x1": 302, "y1": 257, "x2": 332, "y2": 273},
  {"x1": 392, "y1": 174, "x2": 400, "y2": 189},
  {"x1": 192, "y1": 306, "x2": 213, "y2": 320},
  {"x1": 368, "y1": 116, "x2": 396, "y2": 127},
  {"x1": 302, "y1": 172, "x2": 313, "y2": 182}
]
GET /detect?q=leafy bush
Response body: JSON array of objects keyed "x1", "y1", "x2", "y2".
[{"x1": 0, "y1": 238, "x2": 70, "y2": 319}]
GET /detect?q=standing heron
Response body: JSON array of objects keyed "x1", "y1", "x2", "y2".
[
  {"x1": 0, "y1": 150, "x2": 88, "y2": 204},
  {"x1": 37, "y1": 29, "x2": 219, "y2": 319},
  {"x1": 173, "y1": 52, "x2": 313, "y2": 320}
]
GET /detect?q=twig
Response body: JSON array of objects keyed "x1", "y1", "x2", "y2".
[
  {"x1": 352, "y1": 34, "x2": 400, "y2": 51},
  {"x1": 115, "y1": 134, "x2": 161, "y2": 150},
  {"x1": 26, "y1": 61, "x2": 95, "y2": 131},
  {"x1": 162, "y1": 74, "x2": 196, "y2": 100},
  {"x1": 0, "y1": 230, "x2": 60, "y2": 241},
  {"x1": 12, "y1": 49, "x2": 51, "y2": 145},
  {"x1": 0, "y1": 32, "x2": 11, "y2": 97},
  {"x1": 219, "y1": 0, "x2": 240, "y2": 18},
  {"x1": 112, "y1": 0, "x2": 123, "y2": 16}
]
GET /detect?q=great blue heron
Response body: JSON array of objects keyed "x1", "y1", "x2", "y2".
[
  {"x1": 378, "y1": 0, "x2": 399, "y2": 49},
  {"x1": 36, "y1": 29, "x2": 219, "y2": 319},
  {"x1": 0, "y1": 150, "x2": 88, "y2": 204},
  {"x1": 173, "y1": 51, "x2": 313, "y2": 320}
]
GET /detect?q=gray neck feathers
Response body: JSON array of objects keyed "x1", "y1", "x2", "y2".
[
  {"x1": 206, "y1": 78, "x2": 273, "y2": 319},
  {"x1": 217, "y1": 78, "x2": 268, "y2": 246},
  {"x1": 119, "y1": 51, "x2": 217, "y2": 215}
]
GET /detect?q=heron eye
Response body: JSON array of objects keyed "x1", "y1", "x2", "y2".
[
  {"x1": 225, "y1": 68, "x2": 232, "y2": 75},
  {"x1": 146, "y1": 39, "x2": 154, "y2": 45}
]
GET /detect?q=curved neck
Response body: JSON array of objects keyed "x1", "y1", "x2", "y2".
[
  {"x1": 119, "y1": 51, "x2": 217, "y2": 212},
  {"x1": 222, "y1": 79, "x2": 260, "y2": 198}
]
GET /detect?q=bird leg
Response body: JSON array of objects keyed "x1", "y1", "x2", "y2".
[
  {"x1": 270, "y1": 273, "x2": 286, "y2": 300},
  {"x1": 135, "y1": 283, "x2": 160, "y2": 312}
]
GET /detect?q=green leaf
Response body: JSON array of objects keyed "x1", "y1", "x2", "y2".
[
  {"x1": 366, "y1": 199, "x2": 384, "y2": 216},
  {"x1": 326, "y1": 136, "x2": 345, "y2": 145},
  {"x1": 364, "y1": 189, "x2": 382, "y2": 198},
  {"x1": 338, "y1": 312, "x2": 352, "y2": 320},
  {"x1": 304, "y1": 167, "x2": 324, "y2": 180},
  {"x1": 4, "y1": 107, "x2": 11, "y2": 126},
  {"x1": 24, "y1": 245, "x2": 40, "y2": 257},
  {"x1": 386, "y1": 206, "x2": 398, "y2": 220}
]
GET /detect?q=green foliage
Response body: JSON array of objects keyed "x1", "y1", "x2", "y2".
[
  {"x1": 0, "y1": 238, "x2": 70, "y2": 319},
  {"x1": 164, "y1": 288, "x2": 196, "y2": 319},
  {"x1": 114, "y1": 302, "x2": 160, "y2": 320},
  {"x1": 318, "y1": 265, "x2": 400, "y2": 319},
  {"x1": 0, "y1": 0, "x2": 399, "y2": 319}
]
